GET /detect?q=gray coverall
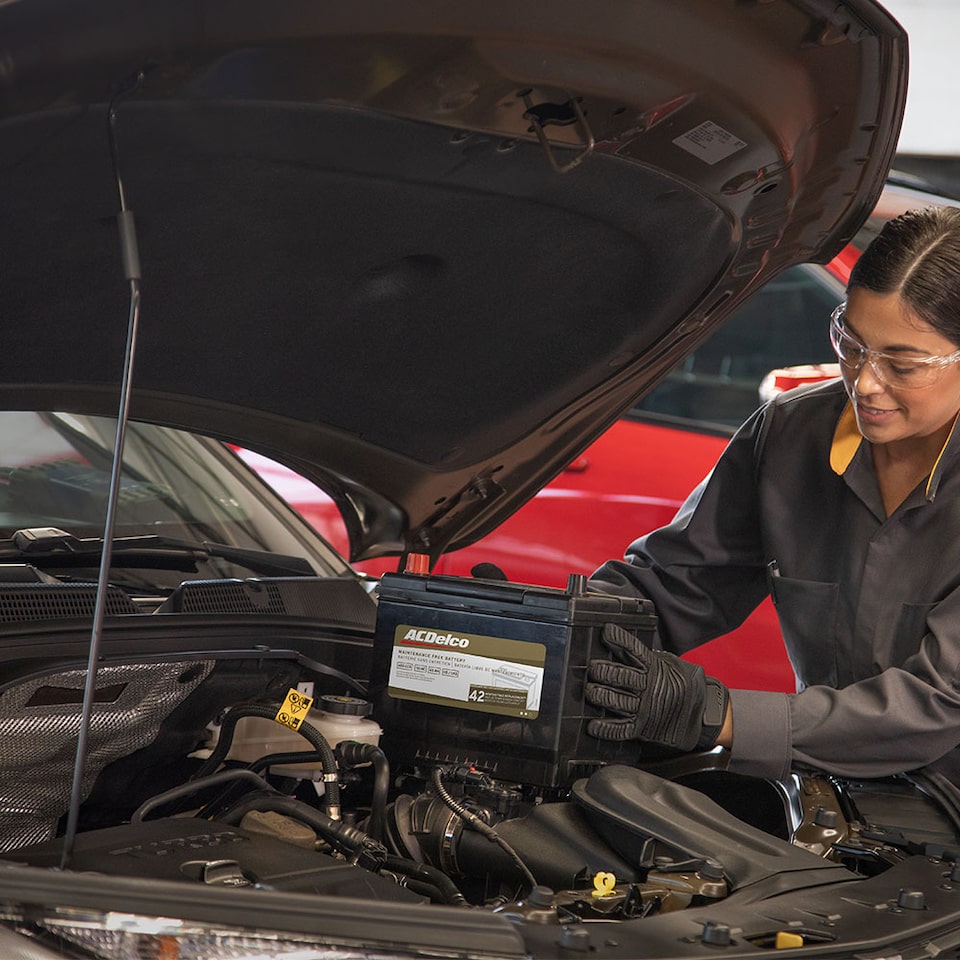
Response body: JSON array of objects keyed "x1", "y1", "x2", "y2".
[{"x1": 589, "y1": 378, "x2": 960, "y2": 784}]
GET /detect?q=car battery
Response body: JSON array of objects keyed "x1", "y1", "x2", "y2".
[{"x1": 369, "y1": 572, "x2": 657, "y2": 789}]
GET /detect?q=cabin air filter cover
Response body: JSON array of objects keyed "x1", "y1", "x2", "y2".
[{"x1": 370, "y1": 573, "x2": 657, "y2": 788}]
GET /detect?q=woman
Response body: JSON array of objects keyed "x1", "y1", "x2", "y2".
[{"x1": 586, "y1": 205, "x2": 960, "y2": 785}]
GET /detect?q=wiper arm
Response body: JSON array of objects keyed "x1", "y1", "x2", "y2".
[{"x1": 2, "y1": 527, "x2": 316, "y2": 578}]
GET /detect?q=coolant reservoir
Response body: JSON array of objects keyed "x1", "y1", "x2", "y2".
[
  {"x1": 308, "y1": 695, "x2": 383, "y2": 748},
  {"x1": 227, "y1": 695, "x2": 382, "y2": 779}
]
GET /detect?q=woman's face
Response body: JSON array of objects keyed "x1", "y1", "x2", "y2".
[{"x1": 840, "y1": 288, "x2": 960, "y2": 447}]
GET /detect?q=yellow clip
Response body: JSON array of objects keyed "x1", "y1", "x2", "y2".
[
  {"x1": 592, "y1": 871, "x2": 617, "y2": 898},
  {"x1": 774, "y1": 932, "x2": 804, "y2": 949},
  {"x1": 274, "y1": 687, "x2": 315, "y2": 731}
]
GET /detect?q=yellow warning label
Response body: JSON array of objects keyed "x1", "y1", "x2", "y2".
[{"x1": 274, "y1": 688, "x2": 314, "y2": 731}]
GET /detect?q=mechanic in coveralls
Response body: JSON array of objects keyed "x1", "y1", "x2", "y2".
[{"x1": 586, "y1": 206, "x2": 960, "y2": 788}]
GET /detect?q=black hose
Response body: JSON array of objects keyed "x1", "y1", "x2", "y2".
[
  {"x1": 337, "y1": 741, "x2": 390, "y2": 844},
  {"x1": 132, "y1": 769, "x2": 274, "y2": 823},
  {"x1": 248, "y1": 750, "x2": 329, "y2": 774},
  {"x1": 219, "y1": 793, "x2": 375, "y2": 860},
  {"x1": 245, "y1": 744, "x2": 390, "y2": 844},
  {"x1": 382, "y1": 854, "x2": 469, "y2": 906},
  {"x1": 193, "y1": 703, "x2": 341, "y2": 819},
  {"x1": 431, "y1": 767, "x2": 537, "y2": 894},
  {"x1": 391, "y1": 876, "x2": 447, "y2": 903},
  {"x1": 217, "y1": 794, "x2": 469, "y2": 906}
]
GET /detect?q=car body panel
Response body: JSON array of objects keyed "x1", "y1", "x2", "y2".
[{"x1": 0, "y1": 0, "x2": 905, "y2": 567}]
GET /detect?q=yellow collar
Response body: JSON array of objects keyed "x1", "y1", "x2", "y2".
[
  {"x1": 829, "y1": 403, "x2": 862, "y2": 476},
  {"x1": 927, "y1": 410, "x2": 960, "y2": 497},
  {"x1": 830, "y1": 402, "x2": 960, "y2": 498}
]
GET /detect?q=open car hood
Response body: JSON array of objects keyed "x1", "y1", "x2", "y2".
[{"x1": 0, "y1": 0, "x2": 906, "y2": 565}]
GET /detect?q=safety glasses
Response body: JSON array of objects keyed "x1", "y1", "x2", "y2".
[{"x1": 829, "y1": 302, "x2": 960, "y2": 390}]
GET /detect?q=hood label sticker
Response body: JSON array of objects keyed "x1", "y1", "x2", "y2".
[
  {"x1": 388, "y1": 624, "x2": 545, "y2": 718},
  {"x1": 673, "y1": 120, "x2": 747, "y2": 166}
]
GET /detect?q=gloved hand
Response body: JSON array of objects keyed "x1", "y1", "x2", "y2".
[{"x1": 584, "y1": 622, "x2": 729, "y2": 752}]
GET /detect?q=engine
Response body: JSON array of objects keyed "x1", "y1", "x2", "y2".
[{"x1": 0, "y1": 572, "x2": 958, "y2": 942}]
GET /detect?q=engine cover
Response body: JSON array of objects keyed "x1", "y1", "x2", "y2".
[{"x1": 3, "y1": 818, "x2": 423, "y2": 903}]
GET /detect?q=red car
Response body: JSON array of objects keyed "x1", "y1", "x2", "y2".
[{"x1": 240, "y1": 178, "x2": 956, "y2": 694}]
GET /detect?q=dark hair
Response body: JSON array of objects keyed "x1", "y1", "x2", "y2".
[{"x1": 849, "y1": 205, "x2": 960, "y2": 346}]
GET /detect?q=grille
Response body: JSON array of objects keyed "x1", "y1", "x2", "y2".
[
  {"x1": 167, "y1": 577, "x2": 375, "y2": 627},
  {"x1": 176, "y1": 580, "x2": 289, "y2": 616},
  {"x1": 0, "y1": 584, "x2": 139, "y2": 622}
]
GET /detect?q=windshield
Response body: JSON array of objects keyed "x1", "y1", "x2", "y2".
[{"x1": 0, "y1": 412, "x2": 350, "y2": 590}]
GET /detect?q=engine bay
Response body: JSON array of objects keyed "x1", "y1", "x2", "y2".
[{"x1": 0, "y1": 572, "x2": 959, "y2": 959}]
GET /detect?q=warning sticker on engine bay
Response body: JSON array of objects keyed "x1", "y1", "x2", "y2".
[{"x1": 388, "y1": 624, "x2": 545, "y2": 718}]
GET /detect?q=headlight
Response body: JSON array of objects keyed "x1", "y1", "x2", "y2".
[{"x1": 1, "y1": 908, "x2": 411, "y2": 960}]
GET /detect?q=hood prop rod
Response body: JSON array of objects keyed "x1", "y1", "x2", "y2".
[{"x1": 59, "y1": 72, "x2": 145, "y2": 871}]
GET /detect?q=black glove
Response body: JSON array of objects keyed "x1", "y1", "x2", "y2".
[{"x1": 584, "y1": 622, "x2": 729, "y2": 752}]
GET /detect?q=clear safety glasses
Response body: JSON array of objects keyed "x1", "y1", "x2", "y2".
[{"x1": 829, "y1": 302, "x2": 960, "y2": 390}]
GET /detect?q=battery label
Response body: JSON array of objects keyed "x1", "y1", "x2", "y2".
[{"x1": 388, "y1": 624, "x2": 545, "y2": 718}]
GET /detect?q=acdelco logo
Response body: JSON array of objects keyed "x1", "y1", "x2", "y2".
[{"x1": 401, "y1": 628, "x2": 470, "y2": 649}]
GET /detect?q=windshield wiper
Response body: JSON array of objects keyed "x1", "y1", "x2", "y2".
[{"x1": 1, "y1": 527, "x2": 316, "y2": 578}]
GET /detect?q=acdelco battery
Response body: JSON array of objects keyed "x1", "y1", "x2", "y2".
[{"x1": 369, "y1": 572, "x2": 657, "y2": 789}]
